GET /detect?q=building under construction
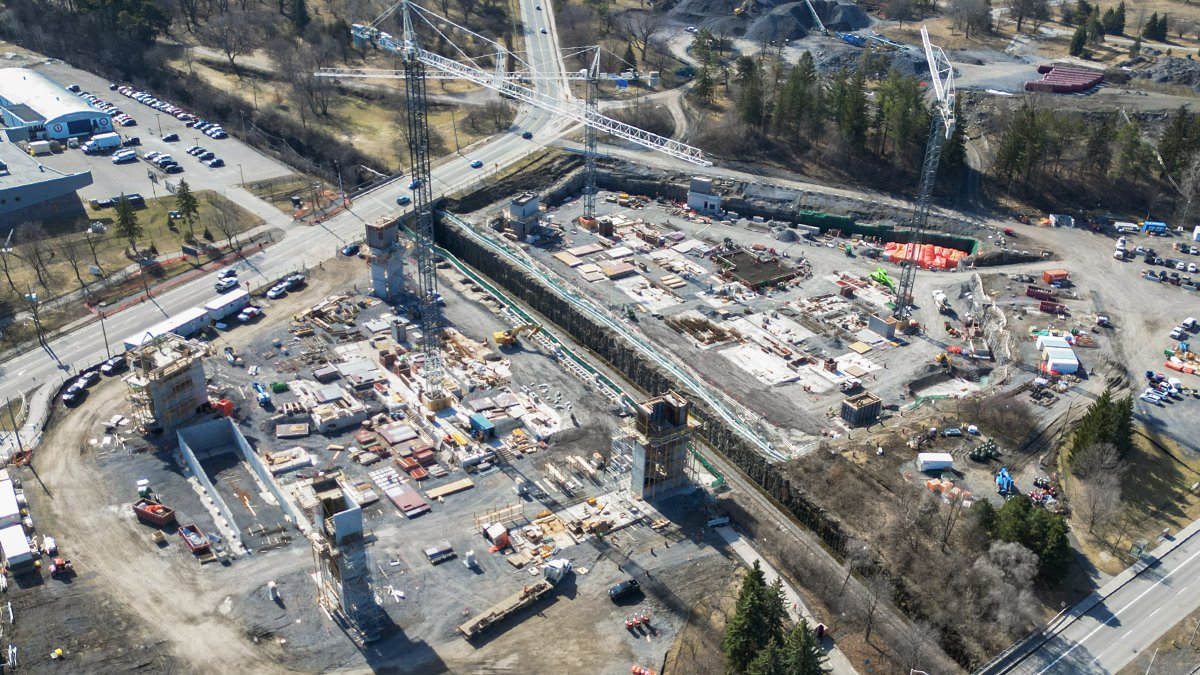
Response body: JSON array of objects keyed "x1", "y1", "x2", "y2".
[
  {"x1": 308, "y1": 475, "x2": 387, "y2": 643},
  {"x1": 123, "y1": 334, "x2": 208, "y2": 433},
  {"x1": 615, "y1": 391, "x2": 698, "y2": 501},
  {"x1": 366, "y1": 216, "x2": 405, "y2": 301},
  {"x1": 841, "y1": 390, "x2": 882, "y2": 427}
]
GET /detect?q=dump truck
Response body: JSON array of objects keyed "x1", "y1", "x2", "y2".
[
  {"x1": 458, "y1": 559, "x2": 572, "y2": 639},
  {"x1": 133, "y1": 498, "x2": 177, "y2": 526},
  {"x1": 178, "y1": 523, "x2": 210, "y2": 554},
  {"x1": 493, "y1": 323, "x2": 541, "y2": 346}
]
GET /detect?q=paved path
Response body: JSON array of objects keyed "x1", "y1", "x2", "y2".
[
  {"x1": 0, "y1": 383, "x2": 52, "y2": 460},
  {"x1": 714, "y1": 525, "x2": 859, "y2": 675}
]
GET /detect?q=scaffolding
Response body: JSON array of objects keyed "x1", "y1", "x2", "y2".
[
  {"x1": 123, "y1": 334, "x2": 208, "y2": 432},
  {"x1": 309, "y1": 482, "x2": 387, "y2": 644},
  {"x1": 623, "y1": 391, "x2": 698, "y2": 501}
]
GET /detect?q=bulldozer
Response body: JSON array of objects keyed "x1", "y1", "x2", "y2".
[{"x1": 493, "y1": 323, "x2": 542, "y2": 346}]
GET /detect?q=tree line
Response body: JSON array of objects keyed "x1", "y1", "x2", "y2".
[{"x1": 722, "y1": 561, "x2": 831, "y2": 675}]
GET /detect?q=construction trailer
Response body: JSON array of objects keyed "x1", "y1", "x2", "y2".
[
  {"x1": 124, "y1": 334, "x2": 208, "y2": 432},
  {"x1": 309, "y1": 475, "x2": 388, "y2": 644},
  {"x1": 840, "y1": 390, "x2": 882, "y2": 427},
  {"x1": 619, "y1": 391, "x2": 699, "y2": 501}
]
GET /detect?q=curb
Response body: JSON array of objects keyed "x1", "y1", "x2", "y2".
[{"x1": 982, "y1": 517, "x2": 1200, "y2": 675}]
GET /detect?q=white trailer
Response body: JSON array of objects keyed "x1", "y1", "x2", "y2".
[
  {"x1": 205, "y1": 289, "x2": 249, "y2": 321},
  {"x1": 122, "y1": 306, "x2": 210, "y2": 349},
  {"x1": 916, "y1": 452, "x2": 954, "y2": 472}
]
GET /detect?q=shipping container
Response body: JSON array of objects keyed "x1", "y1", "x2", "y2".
[
  {"x1": 0, "y1": 524, "x2": 32, "y2": 569},
  {"x1": 1042, "y1": 270, "x2": 1069, "y2": 284},
  {"x1": 204, "y1": 289, "x2": 250, "y2": 321},
  {"x1": 1036, "y1": 335, "x2": 1071, "y2": 351}
]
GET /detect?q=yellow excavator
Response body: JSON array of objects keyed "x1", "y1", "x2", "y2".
[
  {"x1": 493, "y1": 323, "x2": 542, "y2": 346},
  {"x1": 734, "y1": 0, "x2": 754, "y2": 15}
]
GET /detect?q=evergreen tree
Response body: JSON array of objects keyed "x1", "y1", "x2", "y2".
[
  {"x1": 1088, "y1": 10, "x2": 1106, "y2": 45},
  {"x1": 292, "y1": 0, "x2": 310, "y2": 35},
  {"x1": 1129, "y1": 35, "x2": 1141, "y2": 57},
  {"x1": 941, "y1": 96, "x2": 967, "y2": 179},
  {"x1": 174, "y1": 178, "x2": 200, "y2": 239},
  {"x1": 784, "y1": 621, "x2": 831, "y2": 675},
  {"x1": 1116, "y1": 121, "x2": 1151, "y2": 178},
  {"x1": 1114, "y1": 0, "x2": 1126, "y2": 34},
  {"x1": 773, "y1": 52, "x2": 820, "y2": 145},
  {"x1": 1085, "y1": 114, "x2": 1117, "y2": 175},
  {"x1": 736, "y1": 55, "x2": 765, "y2": 128},
  {"x1": 723, "y1": 561, "x2": 770, "y2": 672},
  {"x1": 746, "y1": 640, "x2": 788, "y2": 675},
  {"x1": 990, "y1": 495, "x2": 1072, "y2": 582},
  {"x1": 831, "y1": 69, "x2": 869, "y2": 150},
  {"x1": 1156, "y1": 13, "x2": 1170, "y2": 40},
  {"x1": 1074, "y1": 0, "x2": 1093, "y2": 23},
  {"x1": 969, "y1": 498, "x2": 997, "y2": 535},
  {"x1": 114, "y1": 195, "x2": 142, "y2": 253},
  {"x1": 1142, "y1": 12, "x2": 1159, "y2": 40},
  {"x1": 693, "y1": 65, "x2": 715, "y2": 105},
  {"x1": 995, "y1": 102, "x2": 1045, "y2": 183},
  {"x1": 1158, "y1": 106, "x2": 1192, "y2": 177},
  {"x1": 622, "y1": 42, "x2": 637, "y2": 72},
  {"x1": 761, "y1": 578, "x2": 788, "y2": 648},
  {"x1": 692, "y1": 28, "x2": 714, "y2": 64},
  {"x1": 1069, "y1": 24, "x2": 1087, "y2": 56}
]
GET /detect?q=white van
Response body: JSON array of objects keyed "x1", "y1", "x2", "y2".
[{"x1": 1184, "y1": 317, "x2": 1196, "y2": 331}]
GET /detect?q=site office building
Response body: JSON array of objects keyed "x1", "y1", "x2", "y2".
[{"x1": 0, "y1": 69, "x2": 114, "y2": 141}]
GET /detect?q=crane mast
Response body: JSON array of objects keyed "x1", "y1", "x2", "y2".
[{"x1": 893, "y1": 25, "x2": 955, "y2": 321}]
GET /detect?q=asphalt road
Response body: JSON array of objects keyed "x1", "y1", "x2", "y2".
[
  {"x1": 0, "y1": 0, "x2": 571, "y2": 402},
  {"x1": 995, "y1": 528, "x2": 1200, "y2": 675}
]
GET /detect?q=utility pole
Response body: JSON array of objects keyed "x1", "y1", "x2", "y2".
[
  {"x1": 24, "y1": 287, "x2": 43, "y2": 346},
  {"x1": 98, "y1": 309, "x2": 111, "y2": 360},
  {"x1": 155, "y1": 113, "x2": 162, "y2": 138},
  {"x1": 5, "y1": 397, "x2": 21, "y2": 458},
  {"x1": 449, "y1": 109, "x2": 461, "y2": 154}
]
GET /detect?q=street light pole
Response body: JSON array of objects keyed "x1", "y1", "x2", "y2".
[
  {"x1": 98, "y1": 309, "x2": 111, "y2": 360},
  {"x1": 449, "y1": 108, "x2": 461, "y2": 154},
  {"x1": 238, "y1": 163, "x2": 245, "y2": 188},
  {"x1": 24, "y1": 286, "x2": 43, "y2": 346},
  {"x1": 155, "y1": 113, "x2": 162, "y2": 138}
]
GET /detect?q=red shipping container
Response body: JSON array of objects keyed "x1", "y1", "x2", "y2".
[
  {"x1": 409, "y1": 467, "x2": 429, "y2": 481},
  {"x1": 1039, "y1": 301, "x2": 1066, "y2": 314},
  {"x1": 1042, "y1": 270, "x2": 1069, "y2": 284},
  {"x1": 1026, "y1": 286, "x2": 1054, "y2": 301},
  {"x1": 396, "y1": 457, "x2": 419, "y2": 471}
]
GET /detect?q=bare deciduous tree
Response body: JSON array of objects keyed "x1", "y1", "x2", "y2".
[
  {"x1": 1072, "y1": 442, "x2": 1124, "y2": 480},
  {"x1": 59, "y1": 235, "x2": 90, "y2": 293},
  {"x1": 620, "y1": 11, "x2": 666, "y2": 61},
  {"x1": 15, "y1": 222, "x2": 55, "y2": 290},
  {"x1": 208, "y1": 198, "x2": 242, "y2": 250},
  {"x1": 199, "y1": 11, "x2": 261, "y2": 74},
  {"x1": 857, "y1": 570, "x2": 893, "y2": 642},
  {"x1": 1075, "y1": 471, "x2": 1123, "y2": 535}
]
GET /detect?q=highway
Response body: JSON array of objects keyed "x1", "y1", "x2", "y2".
[
  {"x1": 990, "y1": 526, "x2": 1200, "y2": 675},
  {"x1": 0, "y1": 0, "x2": 571, "y2": 406}
]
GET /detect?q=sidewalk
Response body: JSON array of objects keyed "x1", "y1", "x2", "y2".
[
  {"x1": 0, "y1": 383, "x2": 54, "y2": 462},
  {"x1": 714, "y1": 525, "x2": 859, "y2": 675}
]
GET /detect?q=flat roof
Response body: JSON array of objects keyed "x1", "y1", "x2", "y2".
[
  {"x1": 0, "y1": 524, "x2": 29, "y2": 561},
  {"x1": 0, "y1": 480, "x2": 16, "y2": 521},
  {"x1": 0, "y1": 68, "x2": 99, "y2": 122},
  {"x1": 0, "y1": 137, "x2": 90, "y2": 190}
]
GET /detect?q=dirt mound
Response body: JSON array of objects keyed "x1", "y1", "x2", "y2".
[
  {"x1": 813, "y1": 43, "x2": 929, "y2": 77},
  {"x1": 670, "y1": 0, "x2": 870, "y2": 40},
  {"x1": 1131, "y1": 56, "x2": 1200, "y2": 91}
]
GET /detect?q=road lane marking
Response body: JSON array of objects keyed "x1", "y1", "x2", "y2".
[{"x1": 1034, "y1": 546, "x2": 1200, "y2": 674}]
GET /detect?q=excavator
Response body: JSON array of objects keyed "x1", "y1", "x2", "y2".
[
  {"x1": 493, "y1": 323, "x2": 542, "y2": 346},
  {"x1": 734, "y1": 0, "x2": 754, "y2": 16}
]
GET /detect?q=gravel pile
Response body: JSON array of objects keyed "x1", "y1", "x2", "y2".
[
  {"x1": 670, "y1": 0, "x2": 869, "y2": 40},
  {"x1": 812, "y1": 43, "x2": 929, "y2": 76},
  {"x1": 1131, "y1": 56, "x2": 1200, "y2": 91}
]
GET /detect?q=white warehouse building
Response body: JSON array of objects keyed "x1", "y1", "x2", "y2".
[{"x1": 0, "y1": 68, "x2": 113, "y2": 141}]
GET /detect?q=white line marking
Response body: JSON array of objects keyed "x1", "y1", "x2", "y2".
[{"x1": 1034, "y1": 547, "x2": 1200, "y2": 674}]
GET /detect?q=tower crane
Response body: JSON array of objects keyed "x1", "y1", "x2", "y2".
[
  {"x1": 892, "y1": 25, "x2": 954, "y2": 322},
  {"x1": 323, "y1": 1, "x2": 709, "y2": 398}
]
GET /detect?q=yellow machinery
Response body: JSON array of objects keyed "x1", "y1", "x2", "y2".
[
  {"x1": 734, "y1": 0, "x2": 753, "y2": 15},
  {"x1": 493, "y1": 324, "x2": 542, "y2": 345}
]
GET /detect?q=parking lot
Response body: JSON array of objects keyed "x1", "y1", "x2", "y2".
[{"x1": 27, "y1": 60, "x2": 293, "y2": 212}]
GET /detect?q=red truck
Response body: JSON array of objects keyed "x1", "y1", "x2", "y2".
[
  {"x1": 178, "y1": 524, "x2": 211, "y2": 554},
  {"x1": 133, "y1": 499, "x2": 177, "y2": 526}
]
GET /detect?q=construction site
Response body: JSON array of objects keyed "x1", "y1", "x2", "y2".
[{"x1": 5, "y1": 0, "x2": 1200, "y2": 672}]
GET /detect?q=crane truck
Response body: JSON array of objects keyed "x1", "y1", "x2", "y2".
[
  {"x1": 493, "y1": 323, "x2": 542, "y2": 346},
  {"x1": 458, "y1": 559, "x2": 572, "y2": 639}
]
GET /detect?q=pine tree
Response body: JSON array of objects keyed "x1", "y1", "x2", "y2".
[
  {"x1": 746, "y1": 640, "x2": 788, "y2": 675},
  {"x1": 174, "y1": 178, "x2": 200, "y2": 239},
  {"x1": 1088, "y1": 10, "x2": 1106, "y2": 45},
  {"x1": 622, "y1": 42, "x2": 637, "y2": 72},
  {"x1": 1114, "y1": 0, "x2": 1126, "y2": 34},
  {"x1": 693, "y1": 65, "x2": 715, "y2": 105},
  {"x1": 292, "y1": 0, "x2": 310, "y2": 35},
  {"x1": 1129, "y1": 36, "x2": 1141, "y2": 57},
  {"x1": 773, "y1": 53, "x2": 819, "y2": 145},
  {"x1": 723, "y1": 561, "x2": 769, "y2": 673},
  {"x1": 1075, "y1": 0, "x2": 1093, "y2": 23},
  {"x1": 760, "y1": 578, "x2": 787, "y2": 649},
  {"x1": 1101, "y1": 8, "x2": 1117, "y2": 34},
  {"x1": 1158, "y1": 106, "x2": 1192, "y2": 177},
  {"x1": 736, "y1": 55, "x2": 765, "y2": 128},
  {"x1": 834, "y1": 69, "x2": 869, "y2": 150},
  {"x1": 784, "y1": 622, "x2": 831, "y2": 675},
  {"x1": 114, "y1": 195, "x2": 143, "y2": 253},
  {"x1": 1143, "y1": 12, "x2": 1159, "y2": 40},
  {"x1": 941, "y1": 96, "x2": 967, "y2": 180},
  {"x1": 1069, "y1": 25, "x2": 1087, "y2": 56},
  {"x1": 1157, "y1": 14, "x2": 1170, "y2": 41},
  {"x1": 1085, "y1": 114, "x2": 1117, "y2": 175}
]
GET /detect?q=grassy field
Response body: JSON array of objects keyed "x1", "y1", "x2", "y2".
[
  {"x1": 1068, "y1": 429, "x2": 1200, "y2": 576},
  {"x1": 3, "y1": 190, "x2": 260, "y2": 307},
  {"x1": 0, "y1": 397, "x2": 25, "y2": 431}
]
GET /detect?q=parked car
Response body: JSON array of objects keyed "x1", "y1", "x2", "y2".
[
  {"x1": 237, "y1": 306, "x2": 261, "y2": 322},
  {"x1": 164, "y1": 164, "x2": 183, "y2": 174},
  {"x1": 341, "y1": 243, "x2": 360, "y2": 256},
  {"x1": 206, "y1": 158, "x2": 224, "y2": 168},
  {"x1": 943, "y1": 428, "x2": 963, "y2": 437},
  {"x1": 61, "y1": 383, "x2": 85, "y2": 405},
  {"x1": 100, "y1": 356, "x2": 127, "y2": 375},
  {"x1": 284, "y1": 273, "x2": 305, "y2": 289},
  {"x1": 198, "y1": 151, "x2": 215, "y2": 161},
  {"x1": 186, "y1": 146, "x2": 204, "y2": 156},
  {"x1": 1177, "y1": 261, "x2": 1187, "y2": 271},
  {"x1": 122, "y1": 137, "x2": 140, "y2": 146},
  {"x1": 162, "y1": 133, "x2": 179, "y2": 142},
  {"x1": 1171, "y1": 326, "x2": 1186, "y2": 340},
  {"x1": 66, "y1": 84, "x2": 81, "y2": 92},
  {"x1": 608, "y1": 578, "x2": 641, "y2": 600},
  {"x1": 266, "y1": 285, "x2": 288, "y2": 299}
]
